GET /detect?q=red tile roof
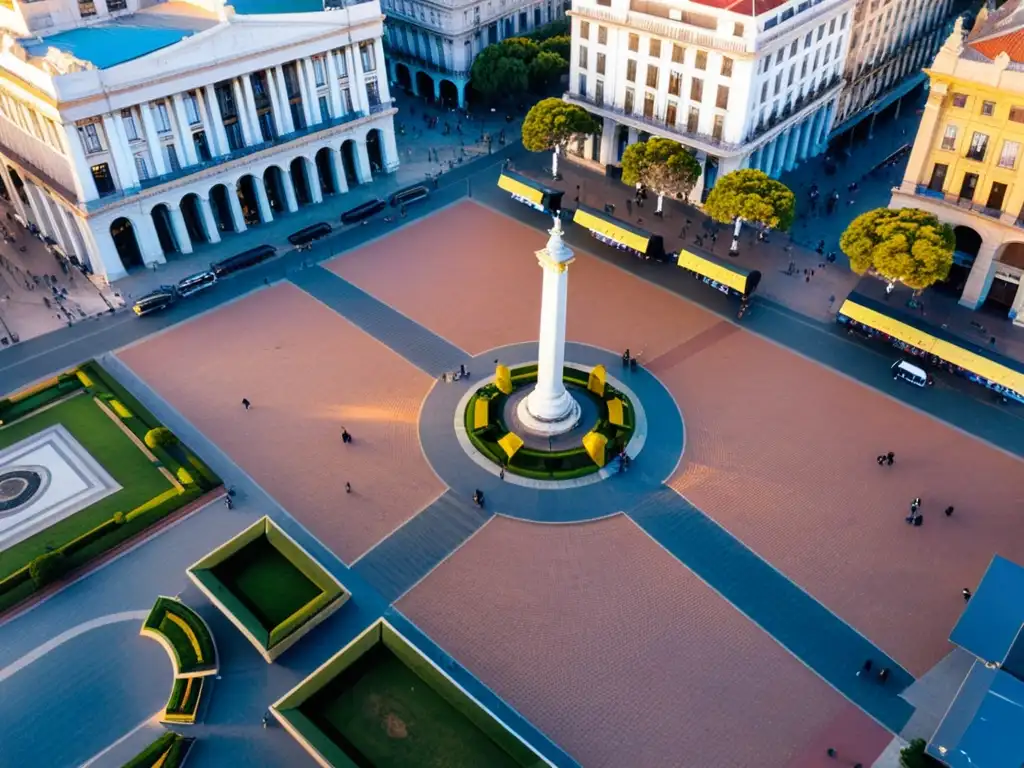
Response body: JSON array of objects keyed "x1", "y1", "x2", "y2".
[
  {"x1": 688, "y1": 0, "x2": 791, "y2": 11},
  {"x1": 968, "y1": 0, "x2": 1024, "y2": 63},
  {"x1": 970, "y1": 28, "x2": 1024, "y2": 63}
]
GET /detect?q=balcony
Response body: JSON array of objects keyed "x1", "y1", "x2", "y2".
[
  {"x1": 911, "y1": 184, "x2": 1005, "y2": 220},
  {"x1": 744, "y1": 74, "x2": 842, "y2": 143},
  {"x1": 85, "y1": 108, "x2": 387, "y2": 212}
]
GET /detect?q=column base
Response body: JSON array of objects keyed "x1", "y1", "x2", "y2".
[{"x1": 517, "y1": 388, "x2": 582, "y2": 437}]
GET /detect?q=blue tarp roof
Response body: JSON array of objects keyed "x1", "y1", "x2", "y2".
[
  {"x1": 928, "y1": 662, "x2": 1024, "y2": 767},
  {"x1": 950, "y1": 556, "x2": 1024, "y2": 664},
  {"x1": 229, "y1": 0, "x2": 323, "y2": 13},
  {"x1": 21, "y1": 24, "x2": 192, "y2": 69}
]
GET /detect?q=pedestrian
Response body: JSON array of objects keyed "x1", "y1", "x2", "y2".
[
  {"x1": 341, "y1": 428, "x2": 351, "y2": 444},
  {"x1": 945, "y1": 505, "x2": 954, "y2": 517},
  {"x1": 345, "y1": 482, "x2": 352, "y2": 493},
  {"x1": 886, "y1": 452, "x2": 894, "y2": 466},
  {"x1": 877, "y1": 454, "x2": 886, "y2": 466},
  {"x1": 626, "y1": 199, "x2": 633, "y2": 216},
  {"x1": 857, "y1": 659, "x2": 873, "y2": 676},
  {"x1": 242, "y1": 398, "x2": 251, "y2": 410},
  {"x1": 878, "y1": 668, "x2": 890, "y2": 683},
  {"x1": 499, "y1": 465, "x2": 505, "y2": 481},
  {"x1": 962, "y1": 587, "x2": 972, "y2": 602}
]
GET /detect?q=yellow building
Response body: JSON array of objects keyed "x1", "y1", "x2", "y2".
[{"x1": 891, "y1": 1, "x2": 1024, "y2": 320}]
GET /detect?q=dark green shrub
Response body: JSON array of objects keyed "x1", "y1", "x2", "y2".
[
  {"x1": 144, "y1": 427, "x2": 177, "y2": 450},
  {"x1": 121, "y1": 732, "x2": 178, "y2": 768},
  {"x1": 0, "y1": 565, "x2": 31, "y2": 595},
  {"x1": 29, "y1": 551, "x2": 67, "y2": 588},
  {"x1": 113, "y1": 511, "x2": 126, "y2": 525},
  {"x1": 900, "y1": 739, "x2": 942, "y2": 768}
]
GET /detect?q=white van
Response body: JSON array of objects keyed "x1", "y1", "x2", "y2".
[{"x1": 892, "y1": 359, "x2": 933, "y2": 388}]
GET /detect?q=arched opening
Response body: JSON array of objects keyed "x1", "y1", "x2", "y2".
[
  {"x1": 615, "y1": 125, "x2": 628, "y2": 162},
  {"x1": 210, "y1": 184, "x2": 236, "y2": 233},
  {"x1": 986, "y1": 242, "x2": 1024, "y2": 311},
  {"x1": 415, "y1": 71, "x2": 436, "y2": 102},
  {"x1": 289, "y1": 157, "x2": 312, "y2": 207},
  {"x1": 341, "y1": 140, "x2": 359, "y2": 185},
  {"x1": 263, "y1": 166, "x2": 286, "y2": 213},
  {"x1": 366, "y1": 130, "x2": 383, "y2": 175},
  {"x1": 109, "y1": 217, "x2": 144, "y2": 270},
  {"x1": 953, "y1": 226, "x2": 983, "y2": 264},
  {"x1": 439, "y1": 79, "x2": 459, "y2": 108},
  {"x1": 998, "y1": 242, "x2": 1024, "y2": 270},
  {"x1": 6, "y1": 167, "x2": 28, "y2": 205},
  {"x1": 237, "y1": 176, "x2": 262, "y2": 225},
  {"x1": 315, "y1": 147, "x2": 337, "y2": 195},
  {"x1": 180, "y1": 194, "x2": 209, "y2": 245},
  {"x1": 0, "y1": 174, "x2": 8, "y2": 202},
  {"x1": 396, "y1": 63, "x2": 413, "y2": 94},
  {"x1": 150, "y1": 204, "x2": 179, "y2": 256}
]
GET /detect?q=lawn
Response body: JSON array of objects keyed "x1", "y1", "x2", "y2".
[
  {"x1": 301, "y1": 644, "x2": 522, "y2": 768},
  {"x1": 210, "y1": 536, "x2": 322, "y2": 631},
  {"x1": 0, "y1": 393, "x2": 172, "y2": 579}
]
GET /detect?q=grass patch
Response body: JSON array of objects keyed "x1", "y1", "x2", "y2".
[
  {"x1": 121, "y1": 732, "x2": 193, "y2": 768},
  {"x1": 142, "y1": 596, "x2": 217, "y2": 676}
]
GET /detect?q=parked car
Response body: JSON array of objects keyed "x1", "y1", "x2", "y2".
[
  {"x1": 132, "y1": 286, "x2": 177, "y2": 316},
  {"x1": 340, "y1": 198, "x2": 386, "y2": 224},
  {"x1": 287, "y1": 222, "x2": 333, "y2": 246},
  {"x1": 211, "y1": 245, "x2": 277, "y2": 277},
  {"x1": 389, "y1": 185, "x2": 429, "y2": 207},
  {"x1": 176, "y1": 270, "x2": 217, "y2": 298}
]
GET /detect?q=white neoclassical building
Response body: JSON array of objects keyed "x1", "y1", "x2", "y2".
[
  {"x1": 380, "y1": 0, "x2": 565, "y2": 108},
  {"x1": 0, "y1": 0, "x2": 398, "y2": 282},
  {"x1": 564, "y1": 0, "x2": 854, "y2": 201}
]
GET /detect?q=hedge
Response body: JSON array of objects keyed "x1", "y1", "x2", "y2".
[
  {"x1": 144, "y1": 427, "x2": 177, "y2": 450},
  {"x1": 57, "y1": 517, "x2": 123, "y2": 558},
  {"x1": 125, "y1": 488, "x2": 187, "y2": 523},
  {"x1": 121, "y1": 732, "x2": 177, "y2": 768},
  {"x1": 267, "y1": 591, "x2": 336, "y2": 649},
  {"x1": 144, "y1": 597, "x2": 217, "y2": 674},
  {"x1": 29, "y1": 551, "x2": 67, "y2": 588},
  {"x1": 165, "y1": 676, "x2": 204, "y2": 721},
  {"x1": 110, "y1": 400, "x2": 133, "y2": 419},
  {"x1": 76, "y1": 370, "x2": 94, "y2": 389}
]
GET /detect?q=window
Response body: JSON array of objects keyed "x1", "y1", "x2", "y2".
[
  {"x1": 359, "y1": 42, "x2": 376, "y2": 71},
  {"x1": 775, "y1": 50, "x2": 783, "y2": 66},
  {"x1": 840, "y1": 11, "x2": 848, "y2": 29},
  {"x1": 666, "y1": 101, "x2": 677, "y2": 126},
  {"x1": 817, "y1": 24, "x2": 825, "y2": 41},
  {"x1": 800, "y1": 58, "x2": 808, "y2": 78},
  {"x1": 578, "y1": 46, "x2": 588, "y2": 68},
  {"x1": 733, "y1": 22, "x2": 743, "y2": 37},
  {"x1": 761, "y1": 82, "x2": 768, "y2": 102},
  {"x1": 716, "y1": 85, "x2": 729, "y2": 109},
  {"x1": 578, "y1": 74, "x2": 587, "y2": 97},
  {"x1": 999, "y1": 140, "x2": 1020, "y2": 169},
  {"x1": 79, "y1": 123, "x2": 102, "y2": 153},
  {"x1": 121, "y1": 109, "x2": 139, "y2": 142},
  {"x1": 987, "y1": 181, "x2": 1007, "y2": 211},
  {"x1": 193, "y1": 131, "x2": 211, "y2": 162},
  {"x1": 334, "y1": 50, "x2": 347, "y2": 77},
  {"x1": 628, "y1": 34, "x2": 639, "y2": 52},
  {"x1": 649, "y1": 39, "x2": 661, "y2": 57},
  {"x1": 829, "y1": 18, "x2": 836, "y2": 35},
  {"x1": 790, "y1": 41, "x2": 797, "y2": 57},
  {"x1": 687, "y1": 106, "x2": 699, "y2": 132},
  {"x1": 134, "y1": 155, "x2": 149, "y2": 181},
  {"x1": 598, "y1": 26, "x2": 607, "y2": 45},
  {"x1": 927, "y1": 163, "x2": 947, "y2": 192},
  {"x1": 952, "y1": 93, "x2": 968, "y2": 108},
  {"x1": 669, "y1": 72, "x2": 682, "y2": 96},
  {"x1": 165, "y1": 144, "x2": 181, "y2": 172},
  {"x1": 712, "y1": 114, "x2": 724, "y2": 141},
  {"x1": 804, "y1": 32, "x2": 812, "y2": 49},
  {"x1": 90, "y1": 163, "x2": 114, "y2": 196},
  {"x1": 643, "y1": 92, "x2": 655, "y2": 118},
  {"x1": 941, "y1": 124, "x2": 957, "y2": 151},
  {"x1": 596, "y1": 53, "x2": 606, "y2": 75},
  {"x1": 959, "y1": 172, "x2": 978, "y2": 201},
  {"x1": 624, "y1": 88, "x2": 635, "y2": 114},
  {"x1": 646, "y1": 65, "x2": 659, "y2": 89},
  {"x1": 967, "y1": 131, "x2": 989, "y2": 161},
  {"x1": 788, "y1": 65, "x2": 795, "y2": 86},
  {"x1": 695, "y1": 50, "x2": 707, "y2": 70},
  {"x1": 981, "y1": 100, "x2": 996, "y2": 116},
  {"x1": 1010, "y1": 106, "x2": 1024, "y2": 123},
  {"x1": 824, "y1": 42, "x2": 831, "y2": 63},
  {"x1": 313, "y1": 56, "x2": 326, "y2": 86},
  {"x1": 626, "y1": 60, "x2": 637, "y2": 83},
  {"x1": 774, "y1": 72, "x2": 782, "y2": 95},
  {"x1": 595, "y1": 80, "x2": 604, "y2": 106},
  {"x1": 690, "y1": 78, "x2": 703, "y2": 101},
  {"x1": 580, "y1": 20, "x2": 590, "y2": 39},
  {"x1": 318, "y1": 95, "x2": 329, "y2": 121},
  {"x1": 366, "y1": 81, "x2": 381, "y2": 109},
  {"x1": 183, "y1": 93, "x2": 201, "y2": 125},
  {"x1": 721, "y1": 57, "x2": 733, "y2": 77},
  {"x1": 107, "y1": 0, "x2": 127, "y2": 9},
  {"x1": 78, "y1": 0, "x2": 96, "y2": 17}
]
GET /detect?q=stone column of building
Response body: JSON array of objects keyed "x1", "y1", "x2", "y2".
[
  {"x1": 330, "y1": 150, "x2": 348, "y2": 194},
  {"x1": 99, "y1": 114, "x2": 135, "y2": 190},
  {"x1": 380, "y1": 123, "x2": 399, "y2": 171},
  {"x1": 293, "y1": 63, "x2": 314, "y2": 129},
  {"x1": 599, "y1": 117, "x2": 617, "y2": 165},
  {"x1": 166, "y1": 205, "x2": 194, "y2": 255},
  {"x1": 135, "y1": 215, "x2": 167, "y2": 265},
  {"x1": 76, "y1": 216, "x2": 124, "y2": 280},
  {"x1": 233, "y1": 78, "x2": 258, "y2": 146},
  {"x1": 61, "y1": 207, "x2": 90, "y2": 263},
  {"x1": 813, "y1": 101, "x2": 835, "y2": 155},
  {"x1": 203, "y1": 85, "x2": 230, "y2": 156},
  {"x1": 373, "y1": 42, "x2": 392, "y2": 106},
  {"x1": 38, "y1": 193, "x2": 72, "y2": 254},
  {"x1": 900, "y1": 83, "x2": 948, "y2": 193},
  {"x1": 771, "y1": 129, "x2": 791, "y2": 177},
  {"x1": 23, "y1": 184, "x2": 53, "y2": 238},
  {"x1": 170, "y1": 95, "x2": 199, "y2": 166},
  {"x1": 138, "y1": 105, "x2": 168, "y2": 176},
  {"x1": 326, "y1": 51, "x2": 344, "y2": 118},
  {"x1": 197, "y1": 197, "x2": 222, "y2": 244},
  {"x1": 960, "y1": 242, "x2": 999, "y2": 309},
  {"x1": 260, "y1": 70, "x2": 283, "y2": 137},
  {"x1": 253, "y1": 179, "x2": 274, "y2": 223},
  {"x1": 348, "y1": 46, "x2": 369, "y2": 113},
  {"x1": 306, "y1": 158, "x2": 323, "y2": 204},
  {"x1": 111, "y1": 111, "x2": 141, "y2": 187},
  {"x1": 272, "y1": 66, "x2": 296, "y2": 134},
  {"x1": 59, "y1": 124, "x2": 101, "y2": 201},
  {"x1": 784, "y1": 122, "x2": 803, "y2": 172},
  {"x1": 761, "y1": 137, "x2": 779, "y2": 176},
  {"x1": 0, "y1": 162, "x2": 30, "y2": 222},
  {"x1": 748, "y1": 145, "x2": 763, "y2": 172},
  {"x1": 798, "y1": 114, "x2": 816, "y2": 161},
  {"x1": 355, "y1": 139, "x2": 373, "y2": 183},
  {"x1": 227, "y1": 184, "x2": 248, "y2": 232},
  {"x1": 301, "y1": 59, "x2": 323, "y2": 125},
  {"x1": 280, "y1": 170, "x2": 299, "y2": 212}
]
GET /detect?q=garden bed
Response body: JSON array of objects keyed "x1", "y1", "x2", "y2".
[
  {"x1": 273, "y1": 620, "x2": 545, "y2": 768},
  {"x1": 188, "y1": 517, "x2": 349, "y2": 662},
  {"x1": 141, "y1": 596, "x2": 218, "y2": 677},
  {"x1": 163, "y1": 676, "x2": 205, "y2": 725},
  {"x1": 121, "y1": 731, "x2": 194, "y2": 768}
]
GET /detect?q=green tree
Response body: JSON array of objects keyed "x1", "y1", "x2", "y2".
[
  {"x1": 620, "y1": 138, "x2": 702, "y2": 215},
  {"x1": 144, "y1": 426, "x2": 178, "y2": 449},
  {"x1": 470, "y1": 46, "x2": 529, "y2": 100},
  {"x1": 899, "y1": 739, "x2": 943, "y2": 768},
  {"x1": 521, "y1": 98, "x2": 599, "y2": 178},
  {"x1": 529, "y1": 50, "x2": 568, "y2": 90},
  {"x1": 839, "y1": 207, "x2": 954, "y2": 290},
  {"x1": 501, "y1": 37, "x2": 541, "y2": 62},
  {"x1": 703, "y1": 169, "x2": 796, "y2": 254},
  {"x1": 539, "y1": 35, "x2": 571, "y2": 60}
]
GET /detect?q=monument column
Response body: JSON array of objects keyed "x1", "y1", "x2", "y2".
[{"x1": 519, "y1": 217, "x2": 581, "y2": 434}]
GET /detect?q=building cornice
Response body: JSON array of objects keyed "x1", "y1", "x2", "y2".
[{"x1": 567, "y1": 7, "x2": 753, "y2": 58}]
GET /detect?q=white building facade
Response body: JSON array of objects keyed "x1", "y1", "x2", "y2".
[
  {"x1": 0, "y1": 0, "x2": 398, "y2": 282},
  {"x1": 381, "y1": 0, "x2": 565, "y2": 108},
  {"x1": 564, "y1": 0, "x2": 854, "y2": 200},
  {"x1": 830, "y1": 0, "x2": 958, "y2": 139}
]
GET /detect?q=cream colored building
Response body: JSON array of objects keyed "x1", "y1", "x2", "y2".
[{"x1": 891, "y1": 1, "x2": 1024, "y2": 320}]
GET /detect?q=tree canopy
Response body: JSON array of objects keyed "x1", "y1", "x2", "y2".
[
  {"x1": 539, "y1": 35, "x2": 571, "y2": 60},
  {"x1": 839, "y1": 207, "x2": 954, "y2": 290},
  {"x1": 620, "y1": 138, "x2": 702, "y2": 200},
  {"x1": 470, "y1": 45, "x2": 529, "y2": 99},
  {"x1": 529, "y1": 50, "x2": 568, "y2": 90},
  {"x1": 703, "y1": 169, "x2": 795, "y2": 231},
  {"x1": 521, "y1": 98, "x2": 599, "y2": 152}
]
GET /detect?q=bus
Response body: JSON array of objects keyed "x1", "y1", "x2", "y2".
[
  {"x1": 211, "y1": 244, "x2": 277, "y2": 277},
  {"x1": 572, "y1": 204, "x2": 666, "y2": 261},
  {"x1": 837, "y1": 291, "x2": 1024, "y2": 403},
  {"x1": 676, "y1": 249, "x2": 761, "y2": 300},
  {"x1": 497, "y1": 171, "x2": 563, "y2": 215}
]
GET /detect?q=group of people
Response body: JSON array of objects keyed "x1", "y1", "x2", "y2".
[{"x1": 621, "y1": 349, "x2": 639, "y2": 371}]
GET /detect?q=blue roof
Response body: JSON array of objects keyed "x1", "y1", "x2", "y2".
[
  {"x1": 229, "y1": 0, "x2": 323, "y2": 14},
  {"x1": 22, "y1": 24, "x2": 192, "y2": 69},
  {"x1": 929, "y1": 663, "x2": 1024, "y2": 767},
  {"x1": 950, "y1": 556, "x2": 1024, "y2": 664}
]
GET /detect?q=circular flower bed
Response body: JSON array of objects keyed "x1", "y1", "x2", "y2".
[{"x1": 464, "y1": 363, "x2": 636, "y2": 480}]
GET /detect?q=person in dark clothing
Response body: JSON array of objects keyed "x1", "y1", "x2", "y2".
[
  {"x1": 472, "y1": 489, "x2": 484, "y2": 507},
  {"x1": 963, "y1": 587, "x2": 972, "y2": 602},
  {"x1": 341, "y1": 428, "x2": 351, "y2": 444},
  {"x1": 242, "y1": 398, "x2": 251, "y2": 410},
  {"x1": 886, "y1": 452, "x2": 895, "y2": 466},
  {"x1": 345, "y1": 482, "x2": 352, "y2": 493},
  {"x1": 877, "y1": 455, "x2": 886, "y2": 466},
  {"x1": 945, "y1": 506, "x2": 954, "y2": 517}
]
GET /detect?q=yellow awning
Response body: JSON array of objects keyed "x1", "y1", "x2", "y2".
[
  {"x1": 473, "y1": 398, "x2": 489, "y2": 431},
  {"x1": 573, "y1": 208, "x2": 650, "y2": 253},
  {"x1": 607, "y1": 398, "x2": 625, "y2": 427},
  {"x1": 498, "y1": 174, "x2": 545, "y2": 205},
  {"x1": 676, "y1": 249, "x2": 748, "y2": 294},
  {"x1": 498, "y1": 432, "x2": 524, "y2": 459},
  {"x1": 838, "y1": 300, "x2": 937, "y2": 353}
]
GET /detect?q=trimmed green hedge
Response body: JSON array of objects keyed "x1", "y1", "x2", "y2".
[
  {"x1": 268, "y1": 591, "x2": 335, "y2": 649},
  {"x1": 165, "y1": 676, "x2": 204, "y2": 720},
  {"x1": 144, "y1": 597, "x2": 217, "y2": 675},
  {"x1": 0, "y1": 375, "x2": 81, "y2": 423},
  {"x1": 120, "y1": 731, "x2": 195, "y2": 768}
]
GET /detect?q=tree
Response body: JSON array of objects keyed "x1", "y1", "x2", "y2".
[
  {"x1": 899, "y1": 739, "x2": 943, "y2": 768},
  {"x1": 470, "y1": 46, "x2": 528, "y2": 100},
  {"x1": 521, "y1": 98, "x2": 599, "y2": 178},
  {"x1": 839, "y1": 207, "x2": 954, "y2": 290},
  {"x1": 620, "y1": 138, "x2": 702, "y2": 215},
  {"x1": 501, "y1": 37, "x2": 541, "y2": 62},
  {"x1": 703, "y1": 169, "x2": 795, "y2": 254},
  {"x1": 539, "y1": 35, "x2": 571, "y2": 60},
  {"x1": 144, "y1": 426, "x2": 178, "y2": 450},
  {"x1": 529, "y1": 51, "x2": 568, "y2": 91}
]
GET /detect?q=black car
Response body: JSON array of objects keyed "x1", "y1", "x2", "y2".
[
  {"x1": 340, "y1": 198, "x2": 386, "y2": 224},
  {"x1": 211, "y1": 245, "x2": 277, "y2": 277},
  {"x1": 389, "y1": 185, "x2": 429, "y2": 207},
  {"x1": 287, "y1": 222, "x2": 333, "y2": 246},
  {"x1": 132, "y1": 286, "x2": 177, "y2": 316}
]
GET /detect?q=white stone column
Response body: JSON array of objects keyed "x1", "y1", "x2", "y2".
[
  {"x1": 771, "y1": 129, "x2": 791, "y2": 177},
  {"x1": 372, "y1": 43, "x2": 392, "y2": 106},
  {"x1": 23, "y1": 185, "x2": 52, "y2": 236},
  {"x1": 960, "y1": 242, "x2": 998, "y2": 309},
  {"x1": 280, "y1": 168, "x2": 298, "y2": 212},
  {"x1": 302, "y1": 59, "x2": 323, "y2": 125},
  {"x1": 139, "y1": 105, "x2": 168, "y2": 176},
  {"x1": 306, "y1": 159, "x2": 323, "y2": 204},
  {"x1": 77, "y1": 216, "x2": 124, "y2": 280},
  {"x1": 100, "y1": 113, "x2": 134, "y2": 189},
  {"x1": 266, "y1": 69, "x2": 288, "y2": 136},
  {"x1": 331, "y1": 150, "x2": 348, "y2": 194},
  {"x1": 748, "y1": 146, "x2": 763, "y2": 172},
  {"x1": 61, "y1": 124, "x2": 101, "y2": 201},
  {"x1": 112, "y1": 112, "x2": 141, "y2": 187},
  {"x1": 326, "y1": 51, "x2": 344, "y2": 118},
  {"x1": 348, "y1": 46, "x2": 368, "y2": 114},
  {"x1": 0, "y1": 163, "x2": 29, "y2": 222},
  {"x1": 355, "y1": 140, "x2": 373, "y2": 183},
  {"x1": 784, "y1": 122, "x2": 803, "y2": 171},
  {"x1": 294, "y1": 62, "x2": 314, "y2": 129},
  {"x1": 61, "y1": 206, "x2": 87, "y2": 259},
  {"x1": 39, "y1": 193, "x2": 70, "y2": 252},
  {"x1": 167, "y1": 205, "x2": 193, "y2": 254},
  {"x1": 228, "y1": 184, "x2": 248, "y2": 232},
  {"x1": 599, "y1": 117, "x2": 617, "y2": 165},
  {"x1": 762, "y1": 138, "x2": 779, "y2": 176},
  {"x1": 136, "y1": 215, "x2": 167, "y2": 265},
  {"x1": 275, "y1": 66, "x2": 297, "y2": 133},
  {"x1": 197, "y1": 196, "x2": 222, "y2": 244},
  {"x1": 171, "y1": 95, "x2": 199, "y2": 166},
  {"x1": 254, "y1": 178, "x2": 274, "y2": 223},
  {"x1": 798, "y1": 115, "x2": 815, "y2": 161},
  {"x1": 234, "y1": 78, "x2": 258, "y2": 146},
  {"x1": 381, "y1": 124, "x2": 399, "y2": 171},
  {"x1": 519, "y1": 218, "x2": 580, "y2": 434},
  {"x1": 204, "y1": 85, "x2": 230, "y2": 156}
]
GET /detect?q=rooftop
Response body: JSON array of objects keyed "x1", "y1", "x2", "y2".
[
  {"x1": 685, "y1": 0, "x2": 791, "y2": 13},
  {"x1": 949, "y1": 555, "x2": 1024, "y2": 665},
  {"x1": 228, "y1": 0, "x2": 324, "y2": 12},
  {"x1": 968, "y1": 0, "x2": 1024, "y2": 63}
]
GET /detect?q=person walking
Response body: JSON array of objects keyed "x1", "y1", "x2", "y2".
[
  {"x1": 945, "y1": 506, "x2": 955, "y2": 517},
  {"x1": 345, "y1": 482, "x2": 352, "y2": 493},
  {"x1": 499, "y1": 465, "x2": 505, "y2": 481},
  {"x1": 876, "y1": 454, "x2": 886, "y2": 466},
  {"x1": 962, "y1": 587, "x2": 972, "y2": 602},
  {"x1": 886, "y1": 452, "x2": 895, "y2": 466},
  {"x1": 242, "y1": 398, "x2": 251, "y2": 410},
  {"x1": 341, "y1": 428, "x2": 351, "y2": 444}
]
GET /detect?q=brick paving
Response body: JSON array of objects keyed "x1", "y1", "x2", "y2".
[
  {"x1": 660, "y1": 327, "x2": 1024, "y2": 676},
  {"x1": 326, "y1": 200, "x2": 721, "y2": 359},
  {"x1": 118, "y1": 282, "x2": 445, "y2": 564},
  {"x1": 398, "y1": 514, "x2": 879, "y2": 768}
]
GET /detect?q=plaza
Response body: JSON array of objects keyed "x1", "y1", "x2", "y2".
[{"x1": 0, "y1": 179, "x2": 1021, "y2": 767}]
